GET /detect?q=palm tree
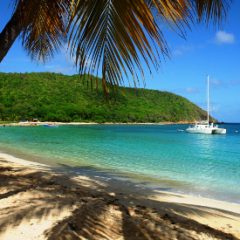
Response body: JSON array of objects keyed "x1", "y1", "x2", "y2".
[{"x1": 0, "y1": 0, "x2": 230, "y2": 94}]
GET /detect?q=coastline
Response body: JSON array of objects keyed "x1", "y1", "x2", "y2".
[
  {"x1": 1, "y1": 123, "x2": 239, "y2": 204},
  {"x1": 0, "y1": 151, "x2": 240, "y2": 239},
  {"x1": 0, "y1": 121, "x2": 193, "y2": 127},
  {"x1": 1, "y1": 147, "x2": 239, "y2": 205}
]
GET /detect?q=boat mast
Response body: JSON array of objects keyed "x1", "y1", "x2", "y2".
[{"x1": 207, "y1": 75, "x2": 210, "y2": 124}]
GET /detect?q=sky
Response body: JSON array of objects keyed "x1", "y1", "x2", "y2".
[{"x1": 0, "y1": 1, "x2": 240, "y2": 122}]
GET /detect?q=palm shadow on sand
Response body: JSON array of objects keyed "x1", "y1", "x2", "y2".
[{"x1": 0, "y1": 160, "x2": 239, "y2": 240}]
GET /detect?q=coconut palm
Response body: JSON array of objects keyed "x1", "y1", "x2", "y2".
[{"x1": 0, "y1": 0, "x2": 230, "y2": 94}]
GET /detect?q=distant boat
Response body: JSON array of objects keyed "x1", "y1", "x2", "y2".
[
  {"x1": 186, "y1": 76, "x2": 226, "y2": 135},
  {"x1": 43, "y1": 124, "x2": 58, "y2": 128}
]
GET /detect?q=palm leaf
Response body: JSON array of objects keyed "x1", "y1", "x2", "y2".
[
  {"x1": 69, "y1": 0, "x2": 168, "y2": 93},
  {"x1": 13, "y1": 0, "x2": 70, "y2": 61},
  {"x1": 68, "y1": 0, "x2": 230, "y2": 93},
  {"x1": 0, "y1": 0, "x2": 230, "y2": 93}
]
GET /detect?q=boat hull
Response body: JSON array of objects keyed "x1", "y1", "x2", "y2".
[
  {"x1": 186, "y1": 127, "x2": 227, "y2": 135},
  {"x1": 186, "y1": 128, "x2": 213, "y2": 134},
  {"x1": 212, "y1": 128, "x2": 227, "y2": 134}
]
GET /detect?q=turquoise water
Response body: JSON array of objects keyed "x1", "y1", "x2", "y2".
[{"x1": 0, "y1": 124, "x2": 240, "y2": 202}]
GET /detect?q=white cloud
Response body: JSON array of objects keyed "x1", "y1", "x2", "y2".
[
  {"x1": 172, "y1": 45, "x2": 194, "y2": 56},
  {"x1": 210, "y1": 79, "x2": 221, "y2": 86},
  {"x1": 185, "y1": 87, "x2": 199, "y2": 94},
  {"x1": 172, "y1": 49, "x2": 183, "y2": 56},
  {"x1": 172, "y1": 44, "x2": 205, "y2": 57},
  {"x1": 215, "y1": 31, "x2": 235, "y2": 44}
]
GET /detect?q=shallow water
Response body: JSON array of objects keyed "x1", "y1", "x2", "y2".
[{"x1": 0, "y1": 124, "x2": 240, "y2": 203}]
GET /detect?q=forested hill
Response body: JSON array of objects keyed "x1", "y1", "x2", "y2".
[{"x1": 0, "y1": 72, "x2": 209, "y2": 123}]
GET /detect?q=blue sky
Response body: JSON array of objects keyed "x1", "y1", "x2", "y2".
[{"x1": 0, "y1": 1, "x2": 240, "y2": 122}]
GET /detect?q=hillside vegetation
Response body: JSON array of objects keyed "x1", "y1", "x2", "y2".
[{"x1": 0, "y1": 72, "x2": 209, "y2": 123}]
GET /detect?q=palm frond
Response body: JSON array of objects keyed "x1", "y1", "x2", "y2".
[
  {"x1": 194, "y1": 0, "x2": 230, "y2": 24},
  {"x1": 0, "y1": 0, "x2": 230, "y2": 92},
  {"x1": 68, "y1": 0, "x2": 229, "y2": 92},
  {"x1": 18, "y1": 0, "x2": 70, "y2": 61},
  {"x1": 69, "y1": 0, "x2": 168, "y2": 92}
]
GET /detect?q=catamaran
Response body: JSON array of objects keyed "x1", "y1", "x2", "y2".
[{"x1": 186, "y1": 76, "x2": 226, "y2": 135}]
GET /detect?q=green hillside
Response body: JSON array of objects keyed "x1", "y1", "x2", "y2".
[{"x1": 0, "y1": 72, "x2": 210, "y2": 123}]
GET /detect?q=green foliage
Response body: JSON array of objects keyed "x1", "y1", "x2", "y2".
[{"x1": 0, "y1": 72, "x2": 209, "y2": 123}]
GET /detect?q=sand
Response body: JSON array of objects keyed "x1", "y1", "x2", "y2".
[
  {"x1": 0, "y1": 121, "x2": 193, "y2": 127},
  {"x1": 0, "y1": 152, "x2": 239, "y2": 240}
]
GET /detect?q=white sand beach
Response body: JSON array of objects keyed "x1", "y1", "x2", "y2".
[
  {"x1": 0, "y1": 152, "x2": 240, "y2": 240},
  {"x1": 0, "y1": 121, "x2": 193, "y2": 127}
]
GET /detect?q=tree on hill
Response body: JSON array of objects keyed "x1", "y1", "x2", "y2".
[
  {"x1": 0, "y1": 0, "x2": 230, "y2": 93},
  {"x1": 0, "y1": 73, "x2": 212, "y2": 123}
]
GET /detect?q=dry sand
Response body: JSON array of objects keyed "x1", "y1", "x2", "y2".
[
  {"x1": 0, "y1": 153, "x2": 239, "y2": 240},
  {"x1": 0, "y1": 121, "x2": 192, "y2": 127}
]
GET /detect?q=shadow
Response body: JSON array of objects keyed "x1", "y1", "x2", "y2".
[{"x1": 0, "y1": 160, "x2": 239, "y2": 240}]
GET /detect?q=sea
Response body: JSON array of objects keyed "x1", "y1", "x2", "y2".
[{"x1": 0, "y1": 124, "x2": 239, "y2": 203}]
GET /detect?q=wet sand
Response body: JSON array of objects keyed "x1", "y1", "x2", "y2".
[{"x1": 0, "y1": 153, "x2": 240, "y2": 240}]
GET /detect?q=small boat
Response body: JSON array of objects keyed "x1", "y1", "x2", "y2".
[
  {"x1": 43, "y1": 124, "x2": 58, "y2": 128},
  {"x1": 186, "y1": 76, "x2": 226, "y2": 135}
]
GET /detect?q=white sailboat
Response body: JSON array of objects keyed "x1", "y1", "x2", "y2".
[{"x1": 186, "y1": 76, "x2": 226, "y2": 135}]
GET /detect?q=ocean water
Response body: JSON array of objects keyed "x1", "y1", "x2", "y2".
[{"x1": 0, "y1": 124, "x2": 240, "y2": 203}]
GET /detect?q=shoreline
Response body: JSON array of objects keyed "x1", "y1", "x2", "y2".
[
  {"x1": 1, "y1": 147, "x2": 239, "y2": 205},
  {"x1": 1, "y1": 151, "x2": 240, "y2": 213},
  {"x1": 0, "y1": 151, "x2": 240, "y2": 239},
  {"x1": 1, "y1": 141, "x2": 240, "y2": 205},
  {"x1": 0, "y1": 121, "x2": 193, "y2": 127}
]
